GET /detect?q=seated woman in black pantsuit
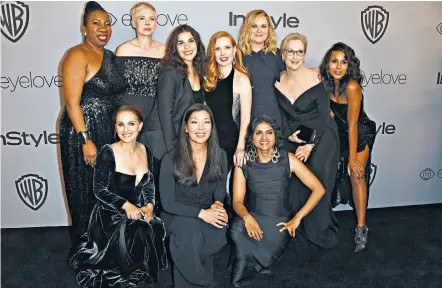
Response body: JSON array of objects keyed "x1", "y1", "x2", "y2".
[
  {"x1": 229, "y1": 116, "x2": 326, "y2": 287},
  {"x1": 159, "y1": 103, "x2": 229, "y2": 288}
]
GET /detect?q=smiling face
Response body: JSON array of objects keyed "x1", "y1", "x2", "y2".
[
  {"x1": 177, "y1": 31, "x2": 198, "y2": 64},
  {"x1": 283, "y1": 39, "x2": 306, "y2": 71},
  {"x1": 132, "y1": 7, "x2": 157, "y2": 37},
  {"x1": 115, "y1": 110, "x2": 143, "y2": 144},
  {"x1": 82, "y1": 10, "x2": 112, "y2": 48},
  {"x1": 328, "y1": 50, "x2": 349, "y2": 80},
  {"x1": 252, "y1": 121, "x2": 276, "y2": 152},
  {"x1": 214, "y1": 36, "x2": 236, "y2": 67},
  {"x1": 185, "y1": 110, "x2": 212, "y2": 145},
  {"x1": 250, "y1": 15, "x2": 269, "y2": 46}
]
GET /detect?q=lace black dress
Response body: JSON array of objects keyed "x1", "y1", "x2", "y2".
[
  {"x1": 329, "y1": 98, "x2": 376, "y2": 208},
  {"x1": 229, "y1": 149, "x2": 292, "y2": 287},
  {"x1": 68, "y1": 144, "x2": 167, "y2": 288},
  {"x1": 59, "y1": 48, "x2": 125, "y2": 257}
]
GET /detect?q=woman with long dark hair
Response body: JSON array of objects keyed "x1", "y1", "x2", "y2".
[
  {"x1": 319, "y1": 42, "x2": 377, "y2": 252},
  {"x1": 155, "y1": 24, "x2": 206, "y2": 157},
  {"x1": 69, "y1": 105, "x2": 167, "y2": 287},
  {"x1": 229, "y1": 116, "x2": 326, "y2": 287},
  {"x1": 159, "y1": 103, "x2": 229, "y2": 287},
  {"x1": 274, "y1": 33, "x2": 340, "y2": 249},
  {"x1": 59, "y1": 1, "x2": 125, "y2": 262}
]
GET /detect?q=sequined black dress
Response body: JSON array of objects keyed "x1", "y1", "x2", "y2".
[
  {"x1": 229, "y1": 149, "x2": 292, "y2": 287},
  {"x1": 69, "y1": 144, "x2": 167, "y2": 288},
  {"x1": 59, "y1": 48, "x2": 125, "y2": 257},
  {"x1": 329, "y1": 98, "x2": 376, "y2": 208}
]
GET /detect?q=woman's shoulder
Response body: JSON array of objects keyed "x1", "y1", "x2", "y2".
[
  {"x1": 114, "y1": 40, "x2": 137, "y2": 56},
  {"x1": 97, "y1": 144, "x2": 115, "y2": 163}
]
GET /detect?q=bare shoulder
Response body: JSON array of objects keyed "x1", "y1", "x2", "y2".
[
  {"x1": 234, "y1": 69, "x2": 251, "y2": 85},
  {"x1": 63, "y1": 45, "x2": 88, "y2": 65},
  {"x1": 346, "y1": 79, "x2": 362, "y2": 93},
  {"x1": 152, "y1": 41, "x2": 166, "y2": 58},
  {"x1": 115, "y1": 40, "x2": 137, "y2": 56}
]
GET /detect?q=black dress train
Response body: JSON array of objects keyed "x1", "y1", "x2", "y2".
[
  {"x1": 229, "y1": 149, "x2": 292, "y2": 287},
  {"x1": 68, "y1": 144, "x2": 167, "y2": 288},
  {"x1": 329, "y1": 98, "x2": 376, "y2": 208},
  {"x1": 275, "y1": 83, "x2": 340, "y2": 249},
  {"x1": 59, "y1": 48, "x2": 126, "y2": 256},
  {"x1": 159, "y1": 151, "x2": 228, "y2": 288}
]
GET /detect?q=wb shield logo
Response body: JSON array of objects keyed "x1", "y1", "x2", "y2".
[
  {"x1": 1, "y1": 1, "x2": 30, "y2": 43},
  {"x1": 361, "y1": 6, "x2": 389, "y2": 44},
  {"x1": 368, "y1": 163, "x2": 377, "y2": 187},
  {"x1": 15, "y1": 174, "x2": 48, "y2": 211}
]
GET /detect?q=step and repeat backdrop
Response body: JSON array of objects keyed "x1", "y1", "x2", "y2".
[{"x1": 1, "y1": 1, "x2": 442, "y2": 228}]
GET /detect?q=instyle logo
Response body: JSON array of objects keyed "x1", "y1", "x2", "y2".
[
  {"x1": 1, "y1": 131, "x2": 60, "y2": 147},
  {"x1": 361, "y1": 71, "x2": 406, "y2": 87},
  {"x1": 108, "y1": 12, "x2": 188, "y2": 27},
  {"x1": 376, "y1": 122, "x2": 396, "y2": 136},
  {"x1": 436, "y1": 22, "x2": 442, "y2": 35},
  {"x1": 228, "y1": 12, "x2": 299, "y2": 29},
  {"x1": 437, "y1": 72, "x2": 442, "y2": 85},
  {"x1": 0, "y1": 1, "x2": 29, "y2": 43},
  {"x1": 361, "y1": 5, "x2": 389, "y2": 44},
  {"x1": 1, "y1": 72, "x2": 63, "y2": 92},
  {"x1": 15, "y1": 174, "x2": 48, "y2": 211},
  {"x1": 369, "y1": 163, "x2": 377, "y2": 187}
]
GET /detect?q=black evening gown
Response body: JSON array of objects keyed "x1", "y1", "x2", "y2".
[
  {"x1": 242, "y1": 49, "x2": 285, "y2": 127},
  {"x1": 59, "y1": 48, "x2": 126, "y2": 257},
  {"x1": 159, "y1": 151, "x2": 228, "y2": 288},
  {"x1": 229, "y1": 149, "x2": 292, "y2": 287},
  {"x1": 329, "y1": 98, "x2": 376, "y2": 208},
  {"x1": 68, "y1": 144, "x2": 167, "y2": 288},
  {"x1": 114, "y1": 56, "x2": 163, "y2": 213},
  {"x1": 275, "y1": 83, "x2": 340, "y2": 249},
  {"x1": 205, "y1": 69, "x2": 240, "y2": 170}
]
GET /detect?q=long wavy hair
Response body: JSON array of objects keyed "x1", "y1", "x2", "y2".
[
  {"x1": 203, "y1": 31, "x2": 250, "y2": 92},
  {"x1": 238, "y1": 10, "x2": 277, "y2": 55},
  {"x1": 319, "y1": 42, "x2": 364, "y2": 96},
  {"x1": 246, "y1": 115, "x2": 284, "y2": 166},
  {"x1": 173, "y1": 103, "x2": 224, "y2": 186},
  {"x1": 161, "y1": 24, "x2": 206, "y2": 77}
]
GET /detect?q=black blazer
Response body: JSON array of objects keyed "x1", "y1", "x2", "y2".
[{"x1": 153, "y1": 67, "x2": 204, "y2": 158}]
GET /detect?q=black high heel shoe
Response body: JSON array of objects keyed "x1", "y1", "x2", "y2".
[{"x1": 354, "y1": 225, "x2": 369, "y2": 253}]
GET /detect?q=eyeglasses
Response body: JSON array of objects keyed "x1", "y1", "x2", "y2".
[{"x1": 285, "y1": 49, "x2": 305, "y2": 57}]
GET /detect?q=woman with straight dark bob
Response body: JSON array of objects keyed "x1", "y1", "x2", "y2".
[{"x1": 159, "y1": 103, "x2": 229, "y2": 288}]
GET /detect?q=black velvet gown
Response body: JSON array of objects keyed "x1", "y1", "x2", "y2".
[
  {"x1": 229, "y1": 149, "x2": 292, "y2": 287},
  {"x1": 59, "y1": 48, "x2": 126, "y2": 257},
  {"x1": 68, "y1": 144, "x2": 167, "y2": 288},
  {"x1": 275, "y1": 82, "x2": 340, "y2": 249},
  {"x1": 159, "y1": 150, "x2": 228, "y2": 288},
  {"x1": 329, "y1": 98, "x2": 376, "y2": 208}
]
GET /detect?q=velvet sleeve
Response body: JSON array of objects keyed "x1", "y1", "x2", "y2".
[
  {"x1": 141, "y1": 144, "x2": 155, "y2": 206},
  {"x1": 157, "y1": 68, "x2": 179, "y2": 154},
  {"x1": 93, "y1": 145, "x2": 127, "y2": 210},
  {"x1": 159, "y1": 152, "x2": 202, "y2": 217},
  {"x1": 310, "y1": 86, "x2": 331, "y2": 148},
  {"x1": 213, "y1": 150, "x2": 228, "y2": 203}
]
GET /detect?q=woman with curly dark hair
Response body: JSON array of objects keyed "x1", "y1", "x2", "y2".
[
  {"x1": 229, "y1": 115, "x2": 325, "y2": 287},
  {"x1": 319, "y1": 42, "x2": 377, "y2": 253},
  {"x1": 155, "y1": 24, "x2": 206, "y2": 158}
]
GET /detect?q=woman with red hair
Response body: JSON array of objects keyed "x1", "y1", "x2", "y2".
[{"x1": 204, "y1": 31, "x2": 252, "y2": 172}]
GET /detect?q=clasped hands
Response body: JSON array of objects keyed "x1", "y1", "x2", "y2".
[
  {"x1": 122, "y1": 202, "x2": 154, "y2": 222},
  {"x1": 199, "y1": 201, "x2": 228, "y2": 228},
  {"x1": 288, "y1": 130, "x2": 313, "y2": 162},
  {"x1": 243, "y1": 214, "x2": 303, "y2": 241}
]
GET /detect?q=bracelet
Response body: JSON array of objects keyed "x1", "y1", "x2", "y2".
[{"x1": 78, "y1": 130, "x2": 91, "y2": 144}]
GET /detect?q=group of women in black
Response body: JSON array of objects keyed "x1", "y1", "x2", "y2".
[{"x1": 59, "y1": 1, "x2": 377, "y2": 287}]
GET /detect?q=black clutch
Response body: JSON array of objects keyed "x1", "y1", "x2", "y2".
[{"x1": 295, "y1": 125, "x2": 317, "y2": 144}]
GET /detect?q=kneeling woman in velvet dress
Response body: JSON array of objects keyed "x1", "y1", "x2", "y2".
[
  {"x1": 229, "y1": 116, "x2": 326, "y2": 287},
  {"x1": 69, "y1": 105, "x2": 167, "y2": 288},
  {"x1": 160, "y1": 103, "x2": 229, "y2": 288}
]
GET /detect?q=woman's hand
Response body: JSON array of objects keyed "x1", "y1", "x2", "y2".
[
  {"x1": 140, "y1": 204, "x2": 154, "y2": 222},
  {"x1": 277, "y1": 215, "x2": 302, "y2": 237},
  {"x1": 295, "y1": 144, "x2": 313, "y2": 162},
  {"x1": 211, "y1": 201, "x2": 224, "y2": 209},
  {"x1": 288, "y1": 130, "x2": 306, "y2": 144},
  {"x1": 82, "y1": 140, "x2": 97, "y2": 166},
  {"x1": 199, "y1": 206, "x2": 228, "y2": 228},
  {"x1": 233, "y1": 147, "x2": 247, "y2": 167},
  {"x1": 243, "y1": 214, "x2": 263, "y2": 241},
  {"x1": 122, "y1": 202, "x2": 141, "y2": 220},
  {"x1": 348, "y1": 158, "x2": 365, "y2": 179}
]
